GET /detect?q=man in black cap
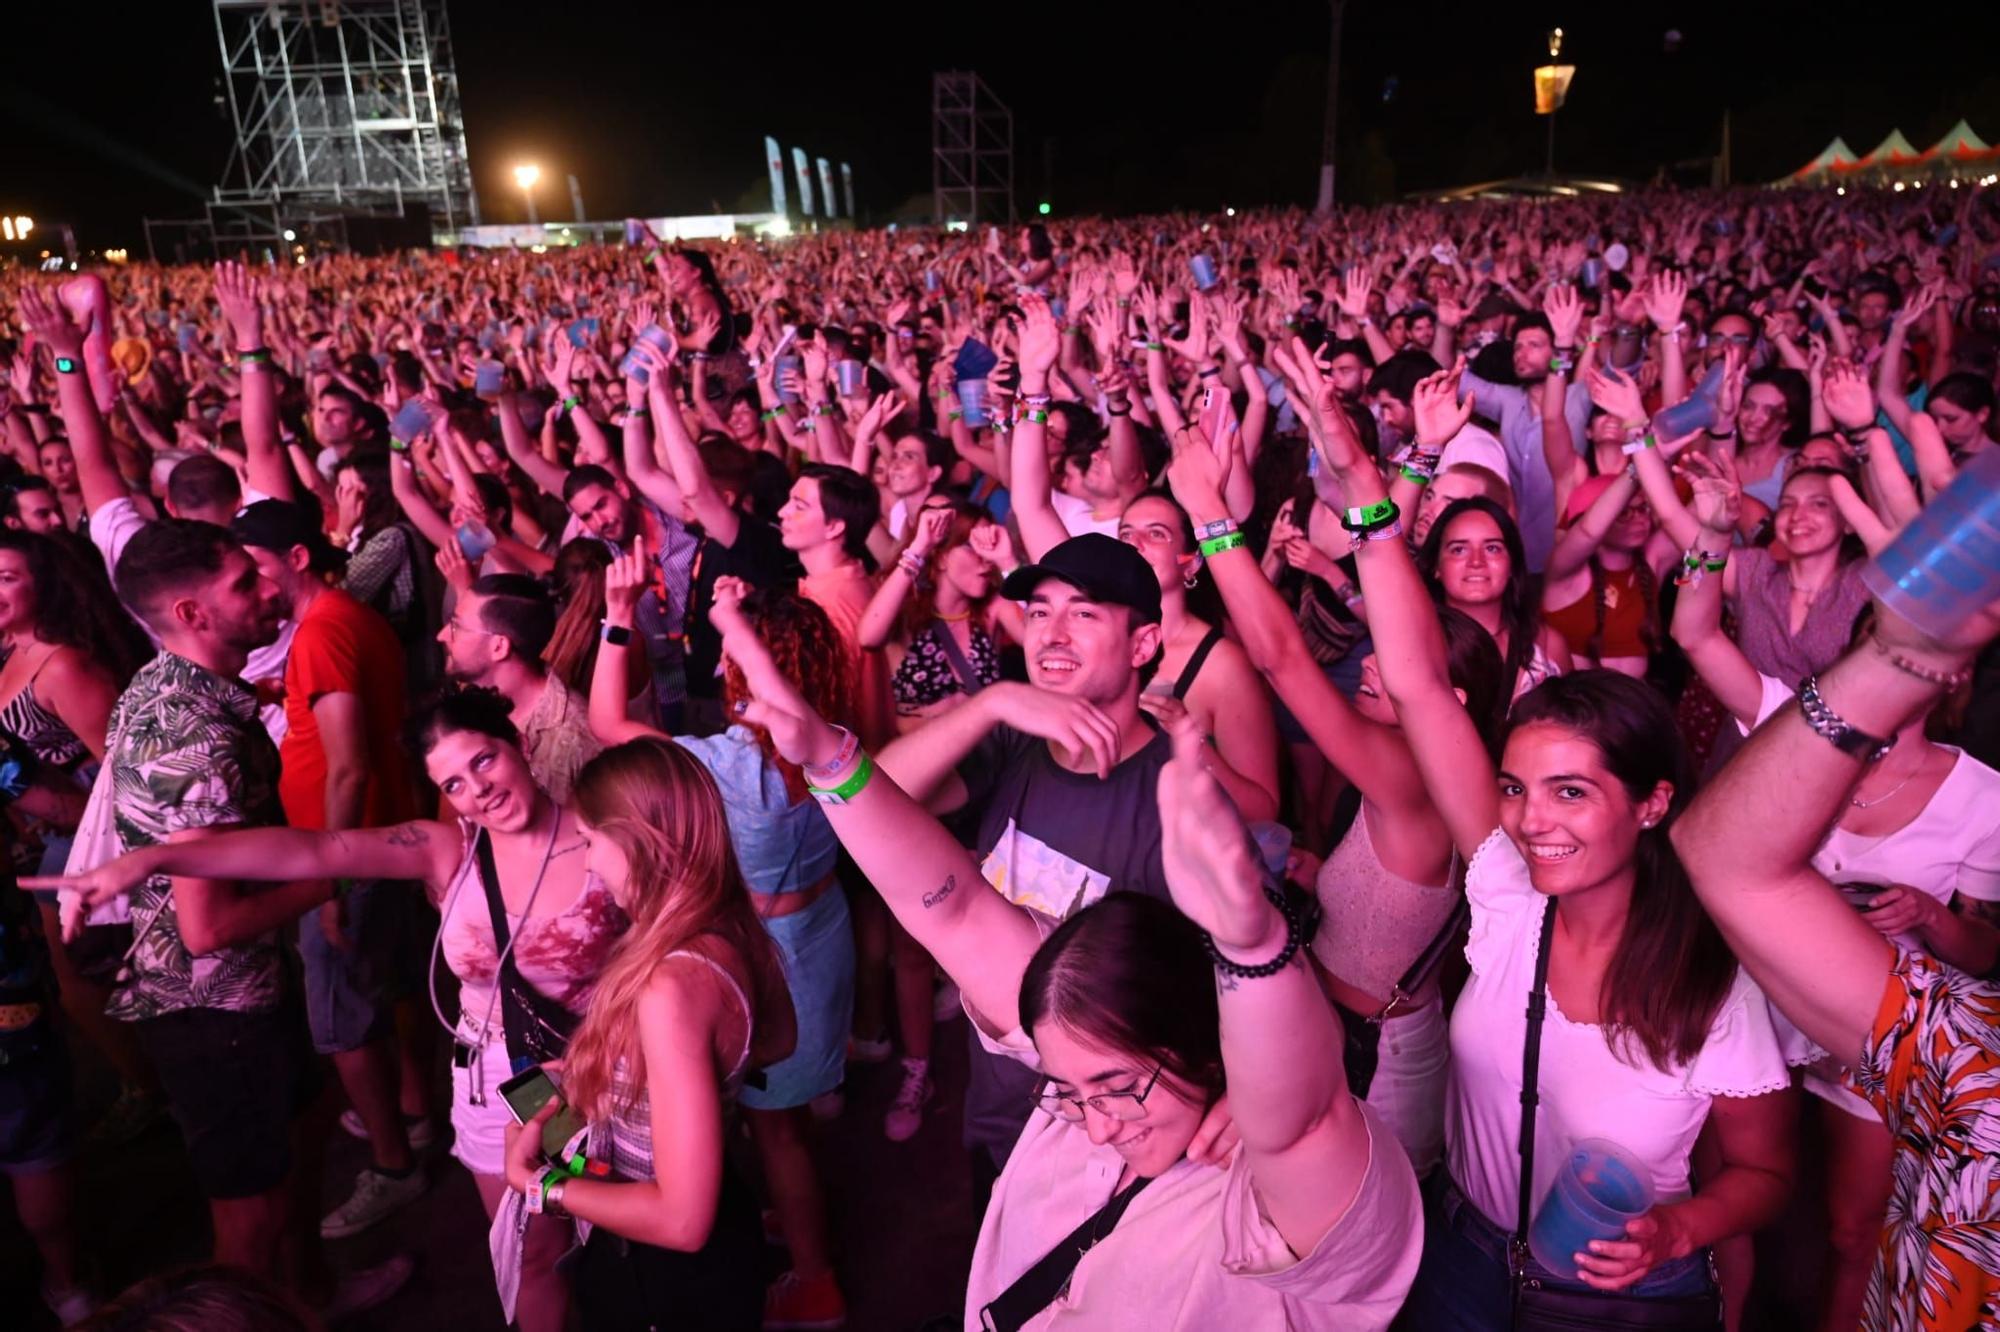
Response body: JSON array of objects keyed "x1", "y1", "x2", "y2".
[
  {"x1": 875, "y1": 531, "x2": 1177, "y2": 1193},
  {"x1": 232, "y1": 500, "x2": 429, "y2": 1247}
]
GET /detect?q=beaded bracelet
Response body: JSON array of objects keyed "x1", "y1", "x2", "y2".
[
  {"x1": 1871, "y1": 639, "x2": 1972, "y2": 692},
  {"x1": 1202, "y1": 880, "x2": 1320, "y2": 981}
]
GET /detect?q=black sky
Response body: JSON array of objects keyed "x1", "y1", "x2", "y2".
[{"x1": 4, "y1": 1, "x2": 2000, "y2": 248}]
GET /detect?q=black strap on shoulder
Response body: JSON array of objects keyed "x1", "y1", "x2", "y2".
[
  {"x1": 474, "y1": 827, "x2": 512, "y2": 960},
  {"x1": 931, "y1": 621, "x2": 988, "y2": 697},
  {"x1": 1170, "y1": 626, "x2": 1225, "y2": 701},
  {"x1": 1515, "y1": 898, "x2": 1560, "y2": 1243},
  {"x1": 980, "y1": 1174, "x2": 1153, "y2": 1331}
]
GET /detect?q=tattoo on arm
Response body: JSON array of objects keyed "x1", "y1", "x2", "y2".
[
  {"x1": 384, "y1": 823, "x2": 431, "y2": 848},
  {"x1": 921, "y1": 874, "x2": 957, "y2": 910}
]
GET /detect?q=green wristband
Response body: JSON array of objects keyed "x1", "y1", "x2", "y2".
[
  {"x1": 760, "y1": 407, "x2": 787, "y2": 422},
  {"x1": 806, "y1": 751, "x2": 875, "y2": 806},
  {"x1": 1198, "y1": 531, "x2": 1247, "y2": 558},
  {"x1": 1339, "y1": 497, "x2": 1398, "y2": 532}
]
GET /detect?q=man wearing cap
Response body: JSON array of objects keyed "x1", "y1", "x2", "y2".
[
  {"x1": 875, "y1": 531, "x2": 1175, "y2": 1191},
  {"x1": 232, "y1": 500, "x2": 428, "y2": 1243}
]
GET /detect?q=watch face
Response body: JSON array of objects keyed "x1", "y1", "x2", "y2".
[{"x1": 54, "y1": 356, "x2": 76, "y2": 373}]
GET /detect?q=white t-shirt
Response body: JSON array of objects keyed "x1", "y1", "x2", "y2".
[
  {"x1": 90, "y1": 493, "x2": 297, "y2": 742},
  {"x1": 964, "y1": 1013, "x2": 1422, "y2": 1330},
  {"x1": 1446, "y1": 830, "x2": 1794, "y2": 1230},
  {"x1": 1050, "y1": 489, "x2": 1120, "y2": 540}
]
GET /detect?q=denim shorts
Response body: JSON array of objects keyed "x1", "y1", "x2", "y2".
[
  {"x1": 299, "y1": 879, "x2": 405, "y2": 1055},
  {"x1": 740, "y1": 888, "x2": 855, "y2": 1111}
]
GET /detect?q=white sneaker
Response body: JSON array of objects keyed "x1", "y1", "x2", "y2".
[
  {"x1": 884, "y1": 1058, "x2": 933, "y2": 1143},
  {"x1": 339, "y1": 1107, "x2": 436, "y2": 1151},
  {"x1": 320, "y1": 1166, "x2": 427, "y2": 1239},
  {"x1": 320, "y1": 1253, "x2": 415, "y2": 1323}
]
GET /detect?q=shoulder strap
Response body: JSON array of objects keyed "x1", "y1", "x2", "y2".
[
  {"x1": 931, "y1": 621, "x2": 988, "y2": 697},
  {"x1": 1380, "y1": 894, "x2": 1470, "y2": 1020},
  {"x1": 1515, "y1": 899, "x2": 1560, "y2": 1244},
  {"x1": 474, "y1": 828, "x2": 512, "y2": 959},
  {"x1": 980, "y1": 1174, "x2": 1154, "y2": 1332},
  {"x1": 1170, "y1": 626, "x2": 1225, "y2": 701}
]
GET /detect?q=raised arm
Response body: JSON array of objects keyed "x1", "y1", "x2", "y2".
[
  {"x1": 16, "y1": 287, "x2": 127, "y2": 516},
  {"x1": 1009, "y1": 296, "x2": 1072, "y2": 561},
  {"x1": 588, "y1": 538, "x2": 669, "y2": 747},
  {"x1": 1665, "y1": 460, "x2": 1765, "y2": 729},
  {"x1": 634, "y1": 345, "x2": 729, "y2": 546},
  {"x1": 857, "y1": 505, "x2": 950, "y2": 649},
  {"x1": 725, "y1": 600, "x2": 1042, "y2": 1033},
  {"x1": 213, "y1": 261, "x2": 292, "y2": 501}
]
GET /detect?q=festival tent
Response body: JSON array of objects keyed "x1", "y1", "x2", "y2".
[
  {"x1": 1921, "y1": 119, "x2": 1996, "y2": 164},
  {"x1": 1855, "y1": 129, "x2": 1924, "y2": 169},
  {"x1": 1790, "y1": 138, "x2": 1860, "y2": 181}
]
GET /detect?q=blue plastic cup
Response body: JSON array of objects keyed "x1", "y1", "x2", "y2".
[
  {"x1": 924, "y1": 268, "x2": 941, "y2": 292},
  {"x1": 958, "y1": 377, "x2": 989, "y2": 428},
  {"x1": 1528, "y1": 1138, "x2": 1655, "y2": 1280},
  {"x1": 1247, "y1": 821, "x2": 1294, "y2": 880},
  {"x1": 776, "y1": 355, "x2": 802, "y2": 405},
  {"x1": 1652, "y1": 358, "x2": 1726, "y2": 441},
  {"x1": 474, "y1": 360, "x2": 506, "y2": 399},
  {"x1": 390, "y1": 397, "x2": 436, "y2": 445},
  {"x1": 835, "y1": 360, "x2": 866, "y2": 396},
  {"x1": 1190, "y1": 254, "x2": 1219, "y2": 291},
  {"x1": 619, "y1": 324, "x2": 674, "y2": 384},
  {"x1": 1862, "y1": 446, "x2": 2000, "y2": 642},
  {"x1": 456, "y1": 522, "x2": 497, "y2": 563},
  {"x1": 1581, "y1": 257, "x2": 1606, "y2": 289}
]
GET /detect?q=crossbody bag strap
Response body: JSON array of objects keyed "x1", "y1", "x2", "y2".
[
  {"x1": 979, "y1": 1174, "x2": 1154, "y2": 1332},
  {"x1": 474, "y1": 827, "x2": 513, "y2": 960},
  {"x1": 931, "y1": 621, "x2": 988, "y2": 697},
  {"x1": 1376, "y1": 893, "x2": 1470, "y2": 1022},
  {"x1": 1515, "y1": 898, "x2": 1560, "y2": 1245}
]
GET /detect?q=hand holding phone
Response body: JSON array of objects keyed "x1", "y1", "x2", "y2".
[{"x1": 499, "y1": 1064, "x2": 589, "y2": 1162}]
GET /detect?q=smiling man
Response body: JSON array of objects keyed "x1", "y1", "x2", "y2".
[{"x1": 873, "y1": 531, "x2": 1174, "y2": 1191}]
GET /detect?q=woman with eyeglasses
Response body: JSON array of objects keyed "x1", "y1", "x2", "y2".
[{"x1": 714, "y1": 596, "x2": 1420, "y2": 1329}]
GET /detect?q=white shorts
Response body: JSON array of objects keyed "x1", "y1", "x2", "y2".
[{"x1": 450, "y1": 1040, "x2": 519, "y2": 1178}]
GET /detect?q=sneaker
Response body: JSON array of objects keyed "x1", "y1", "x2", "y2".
[
  {"x1": 320, "y1": 1166, "x2": 428, "y2": 1239},
  {"x1": 319, "y1": 1253, "x2": 415, "y2": 1323},
  {"x1": 86, "y1": 1086, "x2": 166, "y2": 1146},
  {"x1": 847, "y1": 1032, "x2": 893, "y2": 1065},
  {"x1": 763, "y1": 1267, "x2": 847, "y2": 1330},
  {"x1": 339, "y1": 1108, "x2": 437, "y2": 1152},
  {"x1": 808, "y1": 1086, "x2": 846, "y2": 1122},
  {"x1": 931, "y1": 977, "x2": 963, "y2": 1024},
  {"x1": 42, "y1": 1281, "x2": 97, "y2": 1327},
  {"x1": 883, "y1": 1057, "x2": 933, "y2": 1143}
]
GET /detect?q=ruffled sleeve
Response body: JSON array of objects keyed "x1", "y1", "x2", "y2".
[
  {"x1": 1682, "y1": 969, "x2": 1796, "y2": 1099},
  {"x1": 1463, "y1": 829, "x2": 1539, "y2": 979}
]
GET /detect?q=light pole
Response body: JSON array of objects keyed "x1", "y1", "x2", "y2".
[
  {"x1": 1534, "y1": 29, "x2": 1576, "y2": 178},
  {"x1": 513, "y1": 163, "x2": 542, "y2": 225}
]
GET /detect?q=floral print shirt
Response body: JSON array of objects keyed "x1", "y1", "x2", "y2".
[
  {"x1": 105, "y1": 652, "x2": 286, "y2": 1022},
  {"x1": 1852, "y1": 948, "x2": 2000, "y2": 1331}
]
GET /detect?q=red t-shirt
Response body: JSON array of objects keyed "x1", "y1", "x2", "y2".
[
  {"x1": 279, "y1": 587, "x2": 417, "y2": 831},
  {"x1": 802, "y1": 562, "x2": 894, "y2": 751}
]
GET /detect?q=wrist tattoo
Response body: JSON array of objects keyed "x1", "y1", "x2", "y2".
[{"x1": 921, "y1": 874, "x2": 958, "y2": 910}]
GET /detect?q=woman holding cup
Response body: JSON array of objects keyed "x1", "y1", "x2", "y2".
[{"x1": 1287, "y1": 351, "x2": 1797, "y2": 1328}]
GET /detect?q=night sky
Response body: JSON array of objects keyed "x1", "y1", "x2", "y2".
[{"x1": 4, "y1": 1, "x2": 1999, "y2": 249}]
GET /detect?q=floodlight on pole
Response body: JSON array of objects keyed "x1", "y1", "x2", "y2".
[{"x1": 513, "y1": 163, "x2": 542, "y2": 225}]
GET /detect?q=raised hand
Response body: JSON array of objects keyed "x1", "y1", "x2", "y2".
[
  {"x1": 1335, "y1": 266, "x2": 1373, "y2": 322},
  {"x1": 1156, "y1": 723, "x2": 1273, "y2": 954},
  {"x1": 1165, "y1": 420, "x2": 1228, "y2": 519},
  {"x1": 604, "y1": 534, "x2": 650, "y2": 619},
  {"x1": 1644, "y1": 270, "x2": 1689, "y2": 331},
  {"x1": 1821, "y1": 357, "x2": 1876, "y2": 431},
  {"x1": 1676, "y1": 449, "x2": 1743, "y2": 533},
  {"x1": 1164, "y1": 292, "x2": 1211, "y2": 364},
  {"x1": 1543, "y1": 283, "x2": 1584, "y2": 350},
  {"x1": 906, "y1": 503, "x2": 954, "y2": 560},
  {"x1": 1893, "y1": 278, "x2": 1944, "y2": 330},
  {"x1": 966, "y1": 519, "x2": 1012, "y2": 569},
  {"x1": 1412, "y1": 359, "x2": 1474, "y2": 452},
  {"x1": 213, "y1": 261, "x2": 264, "y2": 349},
  {"x1": 1585, "y1": 364, "x2": 1649, "y2": 427},
  {"x1": 16, "y1": 286, "x2": 86, "y2": 358},
  {"x1": 1108, "y1": 251, "x2": 1140, "y2": 299},
  {"x1": 1016, "y1": 294, "x2": 1061, "y2": 378}
]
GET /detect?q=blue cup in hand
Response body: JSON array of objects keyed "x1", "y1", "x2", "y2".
[{"x1": 1528, "y1": 1138, "x2": 1655, "y2": 1280}]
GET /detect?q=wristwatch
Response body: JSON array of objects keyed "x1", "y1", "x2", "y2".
[
  {"x1": 53, "y1": 356, "x2": 78, "y2": 376},
  {"x1": 599, "y1": 622, "x2": 632, "y2": 647},
  {"x1": 1797, "y1": 675, "x2": 1892, "y2": 762}
]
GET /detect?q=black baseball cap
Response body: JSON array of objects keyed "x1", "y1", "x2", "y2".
[
  {"x1": 1000, "y1": 532, "x2": 1162, "y2": 625},
  {"x1": 232, "y1": 498, "x2": 345, "y2": 575}
]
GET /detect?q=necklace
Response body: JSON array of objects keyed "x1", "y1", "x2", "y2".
[
  {"x1": 1850, "y1": 762, "x2": 1919, "y2": 810},
  {"x1": 935, "y1": 608, "x2": 973, "y2": 623}
]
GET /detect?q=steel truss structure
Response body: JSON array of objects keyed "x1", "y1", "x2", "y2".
[
  {"x1": 209, "y1": 0, "x2": 478, "y2": 244},
  {"x1": 931, "y1": 71, "x2": 1014, "y2": 227}
]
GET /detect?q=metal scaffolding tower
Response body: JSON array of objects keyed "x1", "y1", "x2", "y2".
[
  {"x1": 932, "y1": 72, "x2": 1014, "y2": 227},
  {"x1": 209, "y1": 0, "x2": 478, "y2": 245}
]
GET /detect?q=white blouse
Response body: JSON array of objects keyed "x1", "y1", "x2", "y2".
[{"x1": 1445, "y1": 830, "x2": 1794, "y2": 1230}]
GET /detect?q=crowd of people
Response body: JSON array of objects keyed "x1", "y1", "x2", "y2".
[{"x1": 0, "y1": 181, "x2": 1997, "y2": 1331}]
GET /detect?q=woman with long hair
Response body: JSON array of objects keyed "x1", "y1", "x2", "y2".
[
  {"x1": 1310, "y1": 363, "x2": 1795, "y2": 1328},
  {"x1": 858, "y1": 496, "x2": 1021, "y2": 730},
  {"x1": 500, "y1": 737, "x2": 794, "y2": 1331},
  {"x1": 721, "y1": 582, "x2": 1424, "y2": 1329},
  {"x1": 1540, "y1": 463, "x2": 1677, "y2": 678},
  {"x1": 1167, "y1": 427, "x2": 1504, "y2": 1176},
  {"x1": 1417, "y1": 497, "x2": 1571, "y2": 702},
  {"x1": 39, "y1": 690, "x2": 626, "y2": 1332},
  {"x1": 543, "y1": 538, "x2": 648, "y2": 709},
  {"x1": 588, "y1": 561, "x2": 858, "y2": 1327}
]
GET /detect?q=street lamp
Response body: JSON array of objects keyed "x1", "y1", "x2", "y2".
[
  {"x1": 513, "y1": 163, "x2": 542, "y2": 225},
  {"x1": 1534, "y1": 28, "x2": 1577, "y2": 176}
]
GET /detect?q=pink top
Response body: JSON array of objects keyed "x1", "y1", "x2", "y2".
[{"x1": 437, "y1": 820, "x2": 628, "y2": 1045}]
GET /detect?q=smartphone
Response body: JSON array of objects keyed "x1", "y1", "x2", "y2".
[
  {"x1": 1836, "y1": 880, "x2": 1892, "y2": 912},
  {"x1": 498, "y1": 1064, "x2": 589, "y2": 1161}
]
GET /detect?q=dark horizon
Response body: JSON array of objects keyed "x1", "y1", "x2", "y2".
[{"x1": 3, "y1": 1, "x2": 1998, "y2": 250}]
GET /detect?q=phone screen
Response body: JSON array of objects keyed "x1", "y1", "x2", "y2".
[{"x1": 498, "y1": 1065, "x2": 589, "y2": 1160}]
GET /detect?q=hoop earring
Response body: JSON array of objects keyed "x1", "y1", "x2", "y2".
[{"x1": 1181, "y1": 554, "x2": 1203, "y2": 589}]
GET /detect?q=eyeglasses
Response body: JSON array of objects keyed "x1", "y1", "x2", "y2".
[
  {"x1": 444, "y1": 617, "x2": 492, "y2": 639},
  {"x1": 1032, "y1": 1064, "x2": 1164, "y2": 1123}
]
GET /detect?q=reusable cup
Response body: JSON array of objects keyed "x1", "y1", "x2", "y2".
[
  {"x1": 835, "y1": 359, "x2": 866, "y2": 396},
  {"x1": 1190, "y1": 254, "x2": 1219, "y2": 291},
  {"x1": 474, "y1": 359, "x2": 506, "y2": 399},
  {"x1": 1651, "y1": 358, "x2": 1726, "y2": 440},
  {"x1": 957, "y1": 377, "x2": 990, "y2": 428},
  {"x1": 1528, "y1": 1138, "x2": 1655, "y2": 1280},
  {"x1": 1862, "y1": 447, "x2": 2000, "y2": 641}
]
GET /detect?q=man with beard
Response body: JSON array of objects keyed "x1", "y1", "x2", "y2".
[
  {"x1": 96, "y1": 520, "x2": 409, "y2": 1316},
  {"x1": 436, "y1": 572, "x2": 600, "y2": 804}
]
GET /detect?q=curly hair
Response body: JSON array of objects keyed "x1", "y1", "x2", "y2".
[
  {"x1": 719, "y1": 589, "x2": 854, "y2": 802},
  {"x1": 0, "y1": 530, "x2": 151, "y2": 688}
]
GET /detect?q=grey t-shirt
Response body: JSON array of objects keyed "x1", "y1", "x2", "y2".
[{"x1": 956, "y1": 722, "x2": 1172, "y2": 1163}]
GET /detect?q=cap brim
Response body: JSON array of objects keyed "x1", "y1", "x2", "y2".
[{"x1": 999, "y1": 563, "x2": 1085, "y2": 603}]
